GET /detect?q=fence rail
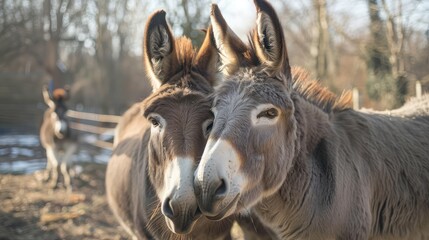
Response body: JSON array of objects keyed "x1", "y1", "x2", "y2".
[
  {"x1": 67, "y1": 110, "x2": 121, "y2": 123},
  {"x1": 69, "y1": 122, "x2": 115, "y2": 135},
  {"x1": 67, "y1": 110, "x2": 120, "y2": 150}
]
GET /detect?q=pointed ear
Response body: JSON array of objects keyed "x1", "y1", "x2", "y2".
[
  {"x1": 210, "y1": 4, "x2": 249, "y2": 76},
  {"x1": 194, "y1": 26, "x2": 218, "y2": 86},
  {"x1": 143, "y1": 10, "x2": 177, "y2": 91},
  {"x1": 42, "y1": 85, "x2": 55, "y2": 108},
  {"x1": 253, "y1": 0, "x2": 292, "y2": 86}
]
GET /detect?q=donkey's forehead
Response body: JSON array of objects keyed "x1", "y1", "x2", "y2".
[
  {"x1": 143, "y1": 88, "x2": 212, "y2": 117},
  {"x1": 214, "y1": 72, "x2": 291, "y2": 109}
]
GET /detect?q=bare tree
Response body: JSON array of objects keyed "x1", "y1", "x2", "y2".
[
  {"x1": 366, "y1": 0, "x2": 396, "y2": 106},
  {"x1": 365, "y1": 0, "x2": 426, "y2": 107},
  {"x1": 154, "y1": 0, "x2": 210, "y2": 46},
  {"x1": 313, "y1": 0, "x2": 336, "y2": 86}
]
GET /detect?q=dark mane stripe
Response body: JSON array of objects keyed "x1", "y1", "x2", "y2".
[
  {"x1": 175, "y1": 37, "x2": 195, "y2": 74},
  {"x1": 291, "y1": 66, "x2": 352, "y2": 113}
]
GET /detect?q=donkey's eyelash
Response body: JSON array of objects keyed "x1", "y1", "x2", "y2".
[
  {"x1": 148, "y1": 116, "x2": 160, "y2": 127},
  {"x1": 256, "y1": 108, "x2": 278, "y2": 119}
]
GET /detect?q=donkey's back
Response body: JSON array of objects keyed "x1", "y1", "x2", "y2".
[
  {"x1": 361, "y1": 94, "x2": 429, "y2": 118},
  {"x1": 334, "y1": 97, "x2": 429, "y2": 239}
]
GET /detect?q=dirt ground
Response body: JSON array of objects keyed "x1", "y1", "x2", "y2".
[{"x1": 0, "y1": 163, "x2": 129, "y2": 240}]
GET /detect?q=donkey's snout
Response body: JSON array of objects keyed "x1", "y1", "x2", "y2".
[
  {"x1": 162, "y1": 197, "x2": 176, "y2": 219},
  {"x1": 162, "y1": 196, "x2": 201, "y2": 234},
  {"x1": 195, "y1": 177, "x2": 228, "y2": 216}
]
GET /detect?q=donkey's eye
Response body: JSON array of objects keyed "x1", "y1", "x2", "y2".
[
  {"x1": 206, "y1": 121, "x2": 213, "y2": 133},
  {"x1": 149, "y1": 117, "x2": 160, "y2": 127},
  {"x1": 257, "y1": 108, "x2": 278, "y2": 119},
  {"x1": 202, "y1": 119, "x2": 214, "y2": 138}
]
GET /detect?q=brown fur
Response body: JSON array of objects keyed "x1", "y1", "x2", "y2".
[
  {"x1": 291, "y1": 66, "x2": 352, "y2": 112},
  {"x1": 195, "y1": 1, "x2": 429, "y2": 239},
  {"x1": 40, "y1": 86, "x2": 77, "y2": 191},
  {"x1": 106, "y1": 10, "x2": 273, "y2": 240}
]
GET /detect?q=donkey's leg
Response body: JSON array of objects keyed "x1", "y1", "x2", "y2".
[
  {"x1": 48, "y1": 149, "x2": 60, "y2": 189},
  {"x1": 44, "y1": 148, "x2": 55, "y2": 182},
  {"x1": 60, "y1": 144, "x2": 76, "y2": 192},
  {"x1": 44, "y1": 159, "x2": 51, "y2": 181},
  {"x1": 60, "y1": 161, "x2": 71, "y2": 192}
]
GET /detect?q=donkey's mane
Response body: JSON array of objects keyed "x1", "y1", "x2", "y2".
[
  {"x1": 291, "y1": 66, "x2": 352, "y2": 113},
  {"x1": 175, "y1": 37, "x2": 196, "y2": 74},
  {"x1": 153, "y1": 36, "x2": 213, "y2": 95}
]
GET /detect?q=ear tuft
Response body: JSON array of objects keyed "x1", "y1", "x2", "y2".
[
  {"x1": 210, "y1": 4, "x2": 248, "y2": 76},
  {"x1": 195, "y1": 25, "x2": 218, "y2": 86},
  {"x1": 143, "y1": 10, "x2": 176, "y2": 91},
  {"x1": 253, "y1": 0, "x2": 292, "y2": 86},
  {"x1": 255, "y1": 12, "x2": 279, "y2": 62}
]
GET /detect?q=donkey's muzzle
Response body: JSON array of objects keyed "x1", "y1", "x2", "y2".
[
  {"x1": 163, "y1": 200, "x2": 202, "y2": 234},
  {"x1": 194, "y1": 177, "x2": 228, "y2": 217}
]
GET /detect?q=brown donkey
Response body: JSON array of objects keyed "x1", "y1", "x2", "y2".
[
  {"x1": 194, "y1": 1, "x2": 429, "y2": 239},
  {"x1": 105, "y1": 10, "x2": 275, "y2": 240},
  {"x1": 40, "y1": 86, "x2": 77, "y2": 191}
]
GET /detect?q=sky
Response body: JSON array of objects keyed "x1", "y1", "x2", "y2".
[{"x1": 128, "y1": 0, "x2": 428, "y2": 55}]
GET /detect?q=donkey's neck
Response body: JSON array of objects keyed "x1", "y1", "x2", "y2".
[
  {"x1": 255, "y1": 96, "x2": 337, "y2": 238},
  {"x1": 255, "y1": 96, "x2": 429, "y2": 238}
]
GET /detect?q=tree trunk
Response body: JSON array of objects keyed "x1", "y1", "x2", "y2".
[{"x1": 314, "y1": 0, "x2": 335, "y2": 87}]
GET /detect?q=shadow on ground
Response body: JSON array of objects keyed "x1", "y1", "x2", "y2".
[{"x1": 0, "y1": 163, "x2": 128, "y2": 240}]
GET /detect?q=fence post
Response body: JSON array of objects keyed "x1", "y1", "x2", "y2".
[
  {"x1": 416, "y1": 81, "x2": 422, "y2": 98},
  {"x1": 352, "y1": 88, "x2": 359, "y2": 110}
]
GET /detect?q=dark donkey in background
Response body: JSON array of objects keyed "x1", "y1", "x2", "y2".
[
  {"x1": 106, "y1": 10, "x2": 273, "y2": 240},
  {"x1": 194, "y1": 0, "x2": 429, "y2": 239},
  {"x1": 40, "y1": 86, "x2": 77, "y2": 192}
]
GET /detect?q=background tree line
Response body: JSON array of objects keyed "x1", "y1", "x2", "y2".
[{"x1": 0, "y1": 0, "x2": 428, "y2": 132}]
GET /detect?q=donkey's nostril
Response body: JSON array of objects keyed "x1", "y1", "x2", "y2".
[
  {"x1": 194, "y1": 207, "x2": 202, "y2": 219},
  {"x1": 162, "y1": 198, "x2": 175, "y2": 219},
  {"x1": 194, "y1": 182, "x2": 201, "y2": 197},
  {"x1": 215, "y1": 179, "x2": 227, "y2": 197}
]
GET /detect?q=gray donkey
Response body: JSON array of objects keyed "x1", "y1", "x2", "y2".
[
  {"x1": 40, "y1": 86, "x2": 77, "y2": 191},
  {"x1": 194, "y1": 1, "x2": 429, "y2": 239},
  {"x1": 106, "y1": 10, "x2": 274, "y2": 240}
]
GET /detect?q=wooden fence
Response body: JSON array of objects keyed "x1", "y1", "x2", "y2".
[
  {"x1": 66, "y1": 110, "x2": 120, "y2": 150},
  {"x1": 352, "y1": 81, "x2": 426, "y2": 110}
]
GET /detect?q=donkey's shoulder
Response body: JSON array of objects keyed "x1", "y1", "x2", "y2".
[{"x1": 114, "y1": 102, "x2": 148, "y2": 146}]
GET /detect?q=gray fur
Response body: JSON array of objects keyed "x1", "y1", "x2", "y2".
[
  {"x1": 206, "y1": 59, "x2": 429, "y2": 240},
  {"x1": 195, "y1": 1, "x2": 429, "y2": 239}
]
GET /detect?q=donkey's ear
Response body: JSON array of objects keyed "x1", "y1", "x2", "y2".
[
  {"x1": 143, "y1": 10, "x2": 177, "y2": 91},
  {"x1": 42, "y1": 85, "x2": 55, "y2": 108},
  {"x1": 253, "y1": 0, "x2": 292, "y2": 86},
  {"x1": 210, "y1": 4, "x2": 248, "y2": 76},
  {"x1": 195, "y1": 25, "x2": 218, "y2": 86}
]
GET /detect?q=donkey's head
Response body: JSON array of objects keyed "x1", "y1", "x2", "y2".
[
  {"x1": 140, "y1": 10, "x2": 217, "y2": 234},
  {"x1": 194, "y1": 0, "x2": 297, "y2": 220},
  {"x1": 43, "y1": 86, "x2": 70, "y2": 139}
]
